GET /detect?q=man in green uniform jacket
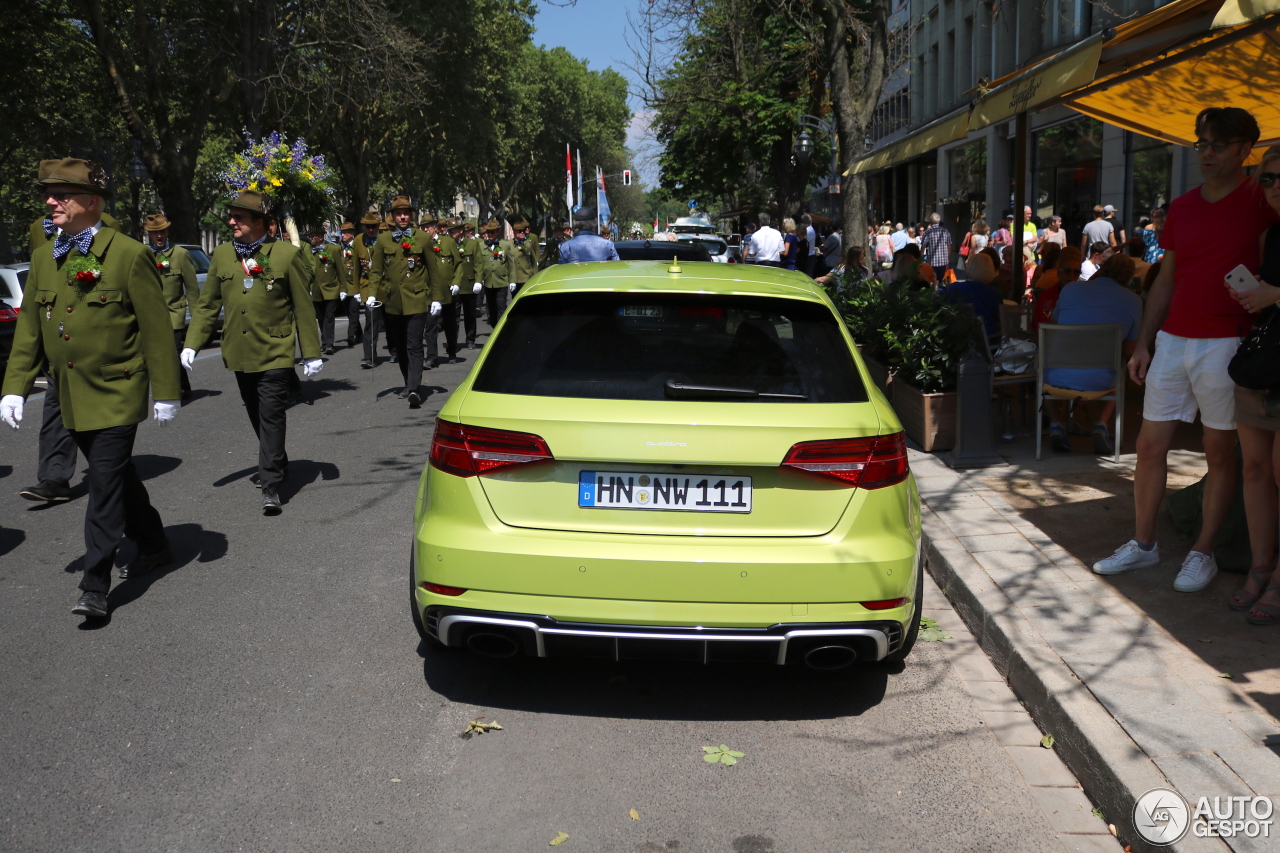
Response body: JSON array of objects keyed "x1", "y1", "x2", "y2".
[
  {"x1": 447, "y1": 217, "x2": 483, "y2": 348},
  {"x1": 182, "y1": 190, "x2": 323, "y2": 516},
  {"x1": 2, "y1": 159, "x2": 181, "y2": 620},
  {"x1": 304, "y1": 226, "x2": 348, "y2": 355},
  {"x1": 479, "y1": 219, "x2": 517, "y2": 326},
  {"x1": 143, "y1": 214, "x2": 199, "y2": 398},
  {"x1": 338, "y1": 222, "x2": 364, "y2": 349},
  {"x1": 369, "y1": 196, "x2": 432, "y2": 408},
  {"x1": 421, "y1": 213, "x2": 464, "y2": 367},
  {"x1": 354, "y1": 212, "x2": 383, "y2": 368},
  {"x1": 510, "y1": 218, "x2": 540, "y2": 295}
]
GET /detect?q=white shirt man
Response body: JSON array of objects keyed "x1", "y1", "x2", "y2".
[{"x1": 749, "y1": 214, "x2": 784, "y2": 264}]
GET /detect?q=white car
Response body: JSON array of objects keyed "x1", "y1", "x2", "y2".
[{"x1": 0, "y1": 263, "x2": 27, "y2": 311}]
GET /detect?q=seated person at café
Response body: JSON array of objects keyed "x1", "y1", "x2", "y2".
[
  {"x1": 940, "y1": 251, "x2": 1001, "y2": 342},
  {"x1": 880, "y1": 243, "x2": 936, "y2": 287},
  {"x1": 1032, "y1": 242, "x2": 1061, "y2": 292},
  {"x1": 1081, "y1": 241, "x2": 1110, "y2": 280},
  {"x1": 1043, "y1": 253, "x2": 1143, "y2": 455},
  {"x1": 1032, "y1": 246, "x2": 1083, "y2": 332},
  {"x1": 1122, "y1": 235, "x2": 1151, "y2": 289},
  {"x1": 978, "y1": 246, "x2": 1011, "y2": 299}
]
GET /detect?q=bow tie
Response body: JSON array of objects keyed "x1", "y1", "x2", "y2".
[
  {"x1": 150, "y1": 243, "x2": 168, "y2": 254},
  {"x1": 312, "y1": 244, "x2": 325, "y2": 255},
  {"x1": 53, "y1": 228, "x2": 94, "y2": 261},
  {"x1": 363, "y1": 237, "x2": 376, "y2": 248},
  {"x1": 234, "y1": 236, "x2": 266, "y2": 260},
  {"x1": 392, "y1": 228, "x2": 413, "y2": 241},
  {"x1": 42, "y1": 218, "x2": 56, "y2": 238}
]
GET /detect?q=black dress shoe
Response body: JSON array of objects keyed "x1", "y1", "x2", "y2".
[
  {"x1": 396, "y1": 388, "x2": 410, "y2": 399},
  {"x1": 72, "y1": 591, "x2": 109, "y2": 618},
  {"x1": 323, "y1": 346, "x2": 336, "y2": 355},
  {"x1": 408, "y1": 391, "x2": 421, "y2": 409},
  {"x1": 346, "y1": 337, "x2": 356, "y2": 347},
  {"x1": 389, "y1": 354, "x2": 398, "y2": 363},
  {"x1": 262, "y1": 488, "x2": 282, "y2": 516},
  {"x1": 360, "y1": 360, "x2": 373, "y2": 369},
  {"x1": 19, "y1": 481, "x2": 72, "y2": 503},
  {"x1": 120, "y1": 545, "x2": 172, "y2": 580}
]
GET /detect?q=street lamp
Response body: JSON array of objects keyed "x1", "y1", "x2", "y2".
[
  {"x1": 128, "y1": 154, "x2": 147, "y2": 238},
  {"x1": 794, "y1": 130, "x2": 814, "y2": 165}
]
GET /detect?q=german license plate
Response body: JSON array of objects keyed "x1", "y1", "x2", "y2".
[
  {"x1": 578, "y1": 471, "x2": 751, "y2": 513},
  {"x1": 619, "y1": 305, "x2": 662, "y2": 318}
]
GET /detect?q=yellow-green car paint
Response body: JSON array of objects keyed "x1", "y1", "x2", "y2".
[{"x1": 412, "y1": 260, "x2": 921, "y2": 661}]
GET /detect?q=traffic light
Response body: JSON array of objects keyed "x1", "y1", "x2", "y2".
[{"x1": 622, "y1": 169, "x2": 632, "y2": 186}]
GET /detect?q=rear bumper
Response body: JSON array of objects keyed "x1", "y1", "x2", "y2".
[{"x1": 426, "y1": 606, "x2": 904, "y2": 664}]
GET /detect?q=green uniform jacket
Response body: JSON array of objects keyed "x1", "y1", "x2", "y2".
[
  {"x1": 3, "y1": 228, "x2": 182, "y2": 430},
  {"x1": 480, "y1": 239, "x2": 517, "y2": 289},
  {"x1": 457, "y1": 236, "x2": 484, "y2": 286},
  {"x1": 512, "y1": 237, "x2": 540, "y2": 284},
  {"x1": 304, "y1": 242, "x2": 348, "y2": 301},
  {"x1": 151, "y1": 243, "x2": 199, "y2": 331},
  {"x1": 354, "y1": 237, "x2": 377, "y2": 301},
  {"x1": 186, "y1": 238, "x2": 321, "y2": 371},
  {"x1": 29, "y1": 212, "x2": 122, "y2": 250},
  {"x1": 370, "y1": 228, "x2": 432, "y2": 315},
  {"x1": 340, "y1": 238, "x2": 364, "y2": 296},
  {"x1": 425, "y1": 234, "x2": 465, "y2": 304}
]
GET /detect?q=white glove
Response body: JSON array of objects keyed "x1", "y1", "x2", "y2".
[
  {"x1": 508, "y1": 283, "x2": 516, "y2": 294},
  {"x1": 1, "y1": 395, "x2": 23, "y2": 430},
  {"x1": 153, "y1": 400, "x2": 179, "y2": 425},
  {"x1": 351, "y1": 293, "x2": 362, "y2": 304},
  {"x1": 339, "y1": 291, "x2": 347, "y2": 300},
  {"x1": 472, "y1": 282, "x2": 483, "y2": 294},
  {"x1": 303, "y1": 358, "x2": 324, "y2": 377},
  {"x1": 430, "y1": 301, "x2": 442, "y2": 316},
  {"x1": 366, "y1": 297, "x2": 381, "y2": 308},
  {"x1": 450, "y1": 284, "x2": 460, "y2": 296},
  {"x1": 180, "y1": 348, "x2": 196, "y2": 372}
]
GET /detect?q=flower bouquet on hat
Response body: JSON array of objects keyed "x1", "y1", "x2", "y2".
[{"x1": 220, "y1": 132, "x2": 336, "y2": 246}]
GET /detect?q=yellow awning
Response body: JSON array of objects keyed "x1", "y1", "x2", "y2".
[
  {"x1": 969, "y1": 35, "x2": 1105, "y2": 131},
  {"x1": 846, "y1": 109, "x2": 970, "y2": 175},
  {"x1": 1214, "y1": 0, "x2": 1280, "y2": 27}
]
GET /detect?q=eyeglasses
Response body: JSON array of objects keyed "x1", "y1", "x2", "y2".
[
  {"x1": 1259, "y1": 172, "x2": 1280, "y2": 188},
  {"x1": 227, "y1": 211, "x2": 256, "y2": 222},
  {"x1": 1192, "y1": 139, "x2": 1245, "y2": 152},
  {"x1": 44, "y1": 191, "x2": 90, "y2": 203}
]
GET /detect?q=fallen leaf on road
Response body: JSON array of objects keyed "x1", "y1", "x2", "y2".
[
  {"x1": 1197, "y1": 638, "x2": 1213, "y2": 643},
  {"x1": 918, "y1": 617, "x2": 952, "y2": 642},
  {"x1": 1109, "y1": 824, "x2": 1118, "y2": 837},
  {"x1": 1219, "y1": 672, "x2": 1233, "y2": 679},
  {"x1": 702, "y1": 745, "x2": 745, "y2": 766},
  {"x1": 460, "y1": 718, "x2": 504, "y2": 740},
  {"x1": 549, "y1": 831, "x2": 570, "y2": 846},
  {"x1": 1040, "y1": 735, "x2": 1055, "y2": 749},
  {"x1": 390, "y1": 778, "x2": 401, "y2": 783},
  {"x1": 629, "y1": 809, "x2": 640, "y2": 820}
]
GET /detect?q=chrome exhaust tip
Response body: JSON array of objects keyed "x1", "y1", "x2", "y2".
[
  {"x1": 464, "y1": 630, "x2": 522, "y2": 658},
  {"x1": 803, "y1": 644, "x2": 858, "y2": 670}
]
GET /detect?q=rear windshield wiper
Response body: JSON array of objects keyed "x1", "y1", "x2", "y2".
[{"x1": 664, "y1": 378, "x2": 808, "y2": 401}]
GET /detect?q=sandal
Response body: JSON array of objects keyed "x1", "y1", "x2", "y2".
[
  {"x1": 1230, "y1": 566, "x2": 1274, "y2": 611},
  {"x1": 1246, "y1": 581, "x2": 1280, "y2": 626}
]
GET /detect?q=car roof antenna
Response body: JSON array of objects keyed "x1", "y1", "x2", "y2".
[{"x1": 668, "y1": 257, "x2": 682, "y2": 274}]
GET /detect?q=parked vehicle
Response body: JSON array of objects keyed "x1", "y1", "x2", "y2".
[{"x1": 613, "y1": 240, "x2": 712, "y2": 263}]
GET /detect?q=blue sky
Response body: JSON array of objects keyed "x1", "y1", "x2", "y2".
[{"x1": 532, "y1": 1, "x2": 661, "y2": 182}]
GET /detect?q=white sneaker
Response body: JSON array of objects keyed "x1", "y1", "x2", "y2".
[
  {"x1": 1093, "y1": 540, "x2": 1161, "y2": 575},
  {"x1": 1173, "y1": 550, "x2": 1218, "y2": 592}
]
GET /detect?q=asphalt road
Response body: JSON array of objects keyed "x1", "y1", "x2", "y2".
[{"x1": 1, "y1": 317, "x2": 1079, "y2": 852}]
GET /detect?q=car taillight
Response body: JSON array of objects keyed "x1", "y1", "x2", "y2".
[
  {"x1": 421, "y1": 581, "x2": 467, "y2": 596},
  {"x1": 861, "y1": 598, "x2": 907, "y2": 610},
  {"x1": 781, "y1": 431, "x2": 909, "y2": 489},
  {"x1": 430, "y1": 418, "x2": 554, "y2": 477},
  {"x1": 0, "y1": 307, "x2": 17, "y2": 321}
]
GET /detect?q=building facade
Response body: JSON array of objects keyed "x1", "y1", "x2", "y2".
[{"x1": 863, "y1": 0, "x2": 1188, "y2": 246}]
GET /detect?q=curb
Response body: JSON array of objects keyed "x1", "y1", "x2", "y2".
[{"x1": 921, "y1": 506, "x2": 1232, "y2": 853}]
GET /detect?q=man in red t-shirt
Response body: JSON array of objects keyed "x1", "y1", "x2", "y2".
[{"x1": 1094, "y1": 108, "x2": 1279, "y2": 592}]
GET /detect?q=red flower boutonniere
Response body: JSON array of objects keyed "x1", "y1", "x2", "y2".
[
  {"x1": 247, "y1": 262, "x2": 265, "y2": 276},
  {"x1": 64, "y1": 255, "x2": 104, "y2": 286},
  {"x1": 155, "y1": 260, "x2": 171, "y2": 272},
  {"x1": 401, "y1": 241, "x2": 413, "y2": 252},
  {"x1": 432, "y1": 245, "x2": 441, "y2": 254},
  {"x1": 75, "y1": 270, "x2": 101, "y2": 284}
]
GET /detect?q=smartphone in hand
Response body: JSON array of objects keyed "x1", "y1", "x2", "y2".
[{"x1": 1226, "y1": 264, "x2": 1262, "y2": 293}]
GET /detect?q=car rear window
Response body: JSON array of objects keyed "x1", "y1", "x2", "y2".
[
  {"x1": 680, "y1": 237, "x2": 727, "y2": 256},
  {"x1": 474, "y1": 292, "x2": 866, "y2": 402}
]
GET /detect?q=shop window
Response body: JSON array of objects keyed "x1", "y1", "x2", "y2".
[
  {"x1": 1033, "y1": 117, "x2": 1104, "y2": 245},
  {"x1": 1131, "y1": 137, "x2": 1172, "y2": 219}
]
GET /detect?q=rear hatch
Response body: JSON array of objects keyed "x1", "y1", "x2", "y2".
[{"x1": 458, "y1": 290, "x2": 879, "y2": 537}]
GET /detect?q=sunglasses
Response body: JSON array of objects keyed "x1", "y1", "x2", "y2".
[
  {"x1": 1259, "y1": 172, "x2": 1280, "y2": 188},
  {"x1": 44, "y1": 191, "x2": 91, "y2": 203},
  {"x1": 1192, "y1": 139, "x2": 1245, "y2": 153}
]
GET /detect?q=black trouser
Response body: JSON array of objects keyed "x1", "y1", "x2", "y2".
[
  {"x1": 173, "y1": 330, "x2": 191, "y2": 395},
  {"x1": 385, "y1": 312, "x2": 427, "y2": 392},
  {"x1": 362, "y1": 304, "x2": 384, "y2": 363},
  {"x1": 71, "y1": 423, "x2": 167, "y2": 594},
  {"x1": 424, "y1": 303, "x2": 458, "y2": 363},
  {"x1": 484, "y1": 287, "x2": 508, "y2": 327},
  {"x1": 38, "y1": 371, "x2": 77, "y2": 487},
  {"x1": 313, "y1": 299, "x2": 338, "y2": 350},
  {"x1": 234, "y1": 368, "x2": 291, "y2": 490},
  {"x1": 457, "y1": 292, "x2": 479, "y2": 344},
  {"x1": 343, "y1": 296, "x2": 363, "y2": 343}
]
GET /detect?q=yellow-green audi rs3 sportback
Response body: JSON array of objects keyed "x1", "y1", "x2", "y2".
[{"x1": 411, "y1": 259, "x2": 922, "y2": 670}]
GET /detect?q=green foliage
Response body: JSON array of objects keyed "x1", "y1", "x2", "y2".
[
  {"x1": 701, "y1": 745, "x2": 745, "y2": 766},
  {"x1": 918, "y1": 617, "x2": 951, "y2": 642},
  {"x1": 838, "y1": 279, "x2": 985, "y2": 394}
]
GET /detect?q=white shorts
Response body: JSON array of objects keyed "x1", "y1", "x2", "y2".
[{"x1": 1142, "y1": 331, "x2": 1239, "y2": 430}]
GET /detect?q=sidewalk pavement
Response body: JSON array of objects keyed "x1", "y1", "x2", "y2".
[{"x1": 911, "y1": 448, "x2": 1280, "y2": 853}]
